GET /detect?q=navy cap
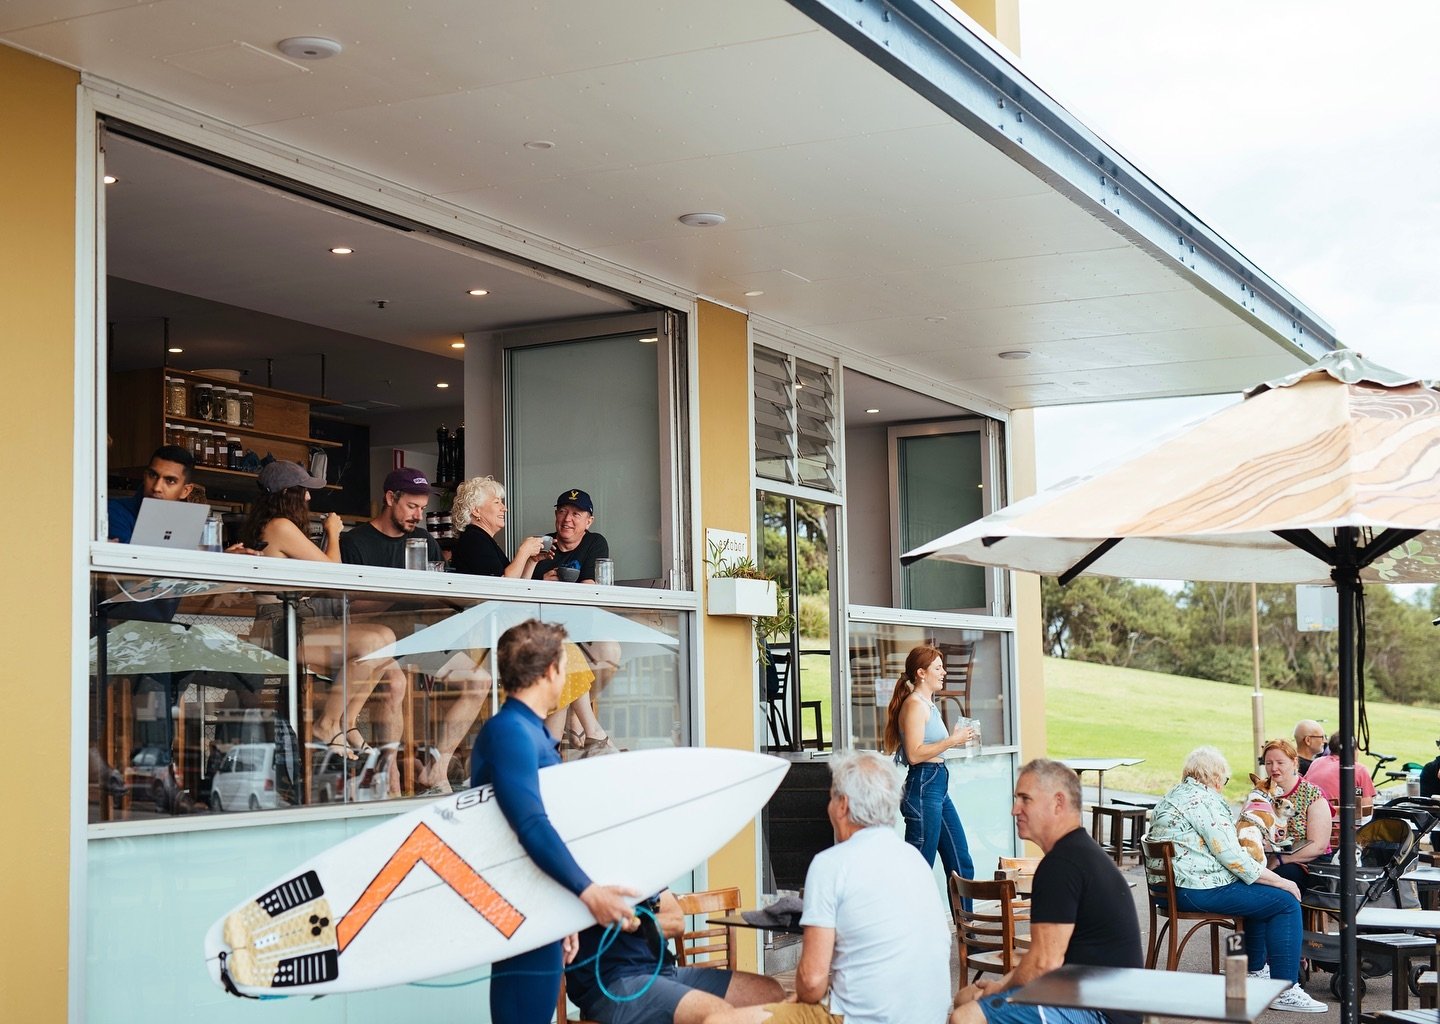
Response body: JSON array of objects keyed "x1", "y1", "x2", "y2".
[
  {"x1": 383, "y1": 467, "x2": 433, "y2": 495},
  {"x1": 554, "y1": 488, "x2": 594, "y2": 513}
]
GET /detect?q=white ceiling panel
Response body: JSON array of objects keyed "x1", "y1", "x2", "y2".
[{"x1": 3, "y1": 0, "x2": 1331, "y2": 411}]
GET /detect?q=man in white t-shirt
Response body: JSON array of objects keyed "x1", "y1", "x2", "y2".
[{"x1": 707, "y1": 749, "x2": 951, "y2": 1024}]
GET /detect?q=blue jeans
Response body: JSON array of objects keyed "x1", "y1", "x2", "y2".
[
  {"x1": 901, "y1": 762, "x2": 973, "y2": 898},
  {"x1": 1174, "y1": 880, "x2": 1302, "y2": 982}
]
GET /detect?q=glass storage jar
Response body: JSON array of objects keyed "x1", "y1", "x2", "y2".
[
  {"x1": 239, "y1": 391, "x2": 255, "y2": 428},
  {"x1": 224, "y1": 388, "x2": 242, "y2": 426},
  {"x1": 164, "y1": 376, "x2": 188, "y2": 418},
  {"x1": 193, "y1": 383, "x2": 214, "y2": 421}
]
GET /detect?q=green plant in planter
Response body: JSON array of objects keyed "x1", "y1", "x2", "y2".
[{"x1": 706, "y1": 540, "x2": 795, "y2": 666}]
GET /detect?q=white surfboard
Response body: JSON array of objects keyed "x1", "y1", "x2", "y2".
[{"x1": 204, "y1": 747, "x2": 788, "y2": 997}]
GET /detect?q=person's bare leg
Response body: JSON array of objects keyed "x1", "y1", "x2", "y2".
[
  {"x1": 689, "y1": 972, "x2": 786, "y2": 1024},
  {"x1": 566, "y1": 692, "x2": 608, "y2": 742},
  {"x1": 423, "y1": 657, "x2": 490, "y2": 791},
  {"x1": 703, "y1": 1005, "x2": 778, "y2": 1024},
  {"x1": 951, "y1": 1000, "x2": 986, "y2": 1024}
]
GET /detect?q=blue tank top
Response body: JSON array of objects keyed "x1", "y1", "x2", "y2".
[{"x1": 897, "y1": 697, "x2": 947, "y2": 766}]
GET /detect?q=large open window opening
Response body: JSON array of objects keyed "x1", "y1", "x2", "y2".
[{"x1": 93, "y1": 124, "x2": 694, "y2": 823}]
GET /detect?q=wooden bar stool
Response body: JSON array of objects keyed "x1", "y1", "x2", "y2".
[{"x1": 1091, "y1": 804, "x2": 1147, "y2": 866}]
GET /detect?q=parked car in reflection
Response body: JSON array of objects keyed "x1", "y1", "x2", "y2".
[
  {"x1": 209, "y1": 743, "x2": 280, "y2": 812},
  {"x1": 308, "y1": 742, "x2": 395, "y2": 804},
  {"x1": 125, "y1": 744, "x2": 179, "y2": 811}
]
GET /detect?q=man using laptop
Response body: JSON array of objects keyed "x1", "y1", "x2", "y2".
[{"x1": 107, "y1": 444, "x2": 196, "y2": 543}]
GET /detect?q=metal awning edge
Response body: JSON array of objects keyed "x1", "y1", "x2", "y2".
[{"x1": 787, "y1": 0, "x2": 1340, "y2": 365}]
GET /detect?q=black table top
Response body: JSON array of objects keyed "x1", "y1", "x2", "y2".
[{"x1": 1010, "y1": 965, "x2": 1289, "y2": 1023}]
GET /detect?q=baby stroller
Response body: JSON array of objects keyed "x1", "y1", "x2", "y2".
[{"x1": 1300, "y1": 799, "x2": 1439, "y2": 999}]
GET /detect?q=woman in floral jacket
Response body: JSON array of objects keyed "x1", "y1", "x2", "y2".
[{"x1": 1148, "y1": 746, "x2": 1326, "y2": 1013}]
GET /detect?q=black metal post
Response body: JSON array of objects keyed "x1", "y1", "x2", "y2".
[{"x1": 1334, "y1": 528, "x2": 1360, "y2": 1024}]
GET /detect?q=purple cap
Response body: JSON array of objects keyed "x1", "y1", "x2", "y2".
[
  {"x1": 258, "y1": 460, "x2": 327, "y2": 493},
  {"x1": 384, "y1": 467, "x2": 433, "y2": 495}
]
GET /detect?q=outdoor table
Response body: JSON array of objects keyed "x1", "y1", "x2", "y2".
[
  {"x1": 1403, "y1": 866, "x2": 1440, "y2": 910},
  {"x1": 1061, "y1": 757, "x2": 1145, "y2": 807},
  {"x1": 708, "y1": 912, "x2": 803, "y2": 936},
  {"x1": 1010, "y1": 964, "x2": 1288, "y2": 1023}
]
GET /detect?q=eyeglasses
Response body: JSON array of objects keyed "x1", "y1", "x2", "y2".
[{"x1": 556, "y1": 509, "x2": 590, "y2": 521}]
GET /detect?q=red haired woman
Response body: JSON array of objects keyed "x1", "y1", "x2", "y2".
[{"x1": 883, "y1": 645, "x2": 976, "y2": 890}]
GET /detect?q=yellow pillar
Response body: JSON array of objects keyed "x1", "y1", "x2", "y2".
[
  {"x1": 0, "y1": 45, "x2": 79, "y2": 1024},
  {"x1": 955, "y1": 0, "x2": 1022, "y2": 53},
  {"x1": 1007, "y1": 409, "x2": 1046, "y2": 762},
  {"x1": 695, "y1": 299, "x2": 762, "y2": 966}
]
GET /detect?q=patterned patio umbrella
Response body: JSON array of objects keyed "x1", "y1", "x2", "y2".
[
  {"x1": 90, "y1": 620, "x2": 290, "y2": 678},
  {"x1": 904, "y1": 349, "x2": 1440, "y2": 1024}
]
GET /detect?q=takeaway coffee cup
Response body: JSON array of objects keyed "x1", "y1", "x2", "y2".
[{"x1": 404, "y1": 537, "x2": 428, "y2": 572}]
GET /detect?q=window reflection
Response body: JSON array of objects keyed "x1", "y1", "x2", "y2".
[
  {"x1": 847, "y1": 621, "x2": 1008, "y2": 751},
  {"x1": 89, "y1": 574, "x2": 688, "y2": 823}
]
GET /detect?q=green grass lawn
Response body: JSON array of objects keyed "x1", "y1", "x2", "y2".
[{"x1": 1043, "y1": 656, "x2": 1440, "y2": 801}]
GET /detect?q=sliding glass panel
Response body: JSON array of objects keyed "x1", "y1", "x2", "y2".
[
  {"x1": 89, "y1": 572, "x2": 689, "y2": 824},
  {"x1": 892, "y1": 421, "x2": 991, "y2": 612}
]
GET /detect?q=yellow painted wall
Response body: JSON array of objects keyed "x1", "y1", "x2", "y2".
[
  {"x1": 955, "y1": 0, "x2": 1022, "y2": 53},
  {"x1": 0, "y1": 44, "x2": 78, "y2": 1023},
  {"x1": 1007, "y1": 409, "x2": 1046, "y2": 762},
  {"x1": 695, "y1": 300, "x2": 761, "y2": 967}
]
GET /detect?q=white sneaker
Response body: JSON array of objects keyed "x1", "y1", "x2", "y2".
[
  {"x1": 1271, "y1": 984, "x2": 1327, "y2": 1013},
  {"x1": 1247, "y1": 964, "x2": 1270, "y2": 979}
]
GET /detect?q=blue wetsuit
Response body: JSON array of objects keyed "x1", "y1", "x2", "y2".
[{"x1": 470, "y1": 698, "x2": 592, "y2": 1024}]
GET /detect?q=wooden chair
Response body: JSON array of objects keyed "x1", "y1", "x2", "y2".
[
  {"x1": 935, "y1": 641, "x2": 974, "y2": 727},
  {"x1": 994, "y1": 856, "x2": 1040, "y2": 931},
  {"x1": 1140, "y1": 836, "x2": 1244, "y2": 971},
  {"x1": 950, "y1": 873, "x2": 1025, "y2": 982},
  {"x1": 674, "y1": 887, "x2": 742, "y2": 969}
]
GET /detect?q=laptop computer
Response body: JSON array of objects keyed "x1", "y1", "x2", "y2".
[{"x1": 129, "y1": 497, "x2": 211, "y2": 549}]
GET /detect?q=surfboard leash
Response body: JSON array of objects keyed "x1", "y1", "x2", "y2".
[{"x1": 407, "y1": 904, "x2": 665, "y2": 1005}]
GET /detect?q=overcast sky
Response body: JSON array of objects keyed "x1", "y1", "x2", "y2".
[{"x1": 1014, "y1": 1, "x2": 1440, "y2": 489}]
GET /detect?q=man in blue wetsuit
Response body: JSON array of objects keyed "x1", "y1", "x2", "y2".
[
  {"x1": 565, "y1": 888, "x2": 783, "y2": 1024},
  {"x1": 470, "y1": 619, "x2": 640, "y2": 1024}
]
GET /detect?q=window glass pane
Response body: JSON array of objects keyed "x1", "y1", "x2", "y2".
[
  {"x1": 898, "y1": 432, "x2": 985, "y2": 611},
  {"x1": 753, "y1": 346, "x2": 794, "y2": 483},
  {"x1": 795, "y1": 359, "x2": 836, "y2": 491},
  {"x1": 89, "y1": 573, "x2": 690, "y2": 823},
  {"x1": 846, "y1": 620, "x2": 1009, "y2": 751},
  {"x1": 752, "y1": 346, "x2": 837, "y2": 491},
  {"x1": 509, "y1": 335, "x2": 663, "y2": 582}
]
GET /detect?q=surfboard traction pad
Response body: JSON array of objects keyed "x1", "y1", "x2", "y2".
[{"x1": 221, "y1": 870, "x2": 340, "y2": 990}]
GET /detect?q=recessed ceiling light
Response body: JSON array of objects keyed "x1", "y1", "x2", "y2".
[
  {"x1": 924, "y1": 315, "x2": 948, "y2": 323},
  {"x1": 744, "y1": 290, "x2": 765, "y2": 297},
  {"x1": 450, "y1": 341, "x2": 466, "y2": 350},
  {"x1": 639, "y1": 336, "x2": 658, "y2": 344},
  {"x1": 277, "y1": 36, "x2": 343, "y2": 60},
  {"x1": 436, "y1": 382, "x2": 450, "y2": 389},
  {"x1": 167, "y1": 347, "x2": 183, "y2": 354},
  {"x1": 998, "y1": 350, "x2": 1032, "y2": 360},
  {"x1": 467, "y1": 288, "x2": 488, "y2": 296},
  {"x1": 677, "y1": 212, "x2": 726, "y2": 227},
  {"x1": 103, "y1": 174, "x2": 118, "y2": 185},
  {"x1": 330, "y1": 246, "x2": 353, "y2": 255},
  {"x1": 865, "y1": 408, "x2": 880, "y2": 414},
  {"x1": 524, "y1": 140, "x2": 556, "y2": 150}
]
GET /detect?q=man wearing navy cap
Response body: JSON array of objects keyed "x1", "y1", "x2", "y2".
[
  {"x1": 340, "y1": 466, "x2": 443, "y2": 568},
  {"x1": 532, "y1": 488, "x2": 609, "y2": 584}
]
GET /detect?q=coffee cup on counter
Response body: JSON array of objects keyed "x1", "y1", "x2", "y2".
[{"x1": 556, "y1": 566, "x2": 581, "y2": 583}]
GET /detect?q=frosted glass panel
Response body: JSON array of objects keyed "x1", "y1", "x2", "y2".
[
  {"x1": 509, "y1": 335, "x2": 662, "y2": 581},
  {"x1": 898, "y1": 431, "x2": 984, "y2": 610}
]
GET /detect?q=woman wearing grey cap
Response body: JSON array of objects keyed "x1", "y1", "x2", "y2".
[
  {"x1": 239, "y1": 460, "x2": 343, "y2": 559},
  {"x1": 240, "y1": 460, "x2": 400, "y2": 761}
]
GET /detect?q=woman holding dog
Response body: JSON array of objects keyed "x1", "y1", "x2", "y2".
[
  {"x1": 1149, "y1": 746, "x2": 1327, "y2": 1013},
  {"x1": 1262, "y1": 737, "x2": 1334, "y2": 890},
  {"x1": 883, "y1": 645, "x2": 977, "y2": 902}
]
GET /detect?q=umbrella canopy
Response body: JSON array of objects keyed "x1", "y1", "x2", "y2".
[
  {"x1": 903, "y1": 349, "x2": 1440, "y2": 1024},
  {"x1": 360, "y1": 600, "x2": 679, "y2": 667},
  {"x1": 904, "y1": 350, "x2": 1440, "y2": 584},
  {"x1": 90, "y1": 620, "x2": 290, "y2": 678}
]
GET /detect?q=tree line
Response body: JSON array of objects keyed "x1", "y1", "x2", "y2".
[{"x1": 1042, "y1": 578, "x2": 1440, "y2": 705}]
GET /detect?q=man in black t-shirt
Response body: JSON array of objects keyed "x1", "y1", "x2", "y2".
[
  {"x1": 952, "y1": 758, "x2": 1143, "y2": 1024},
  {"x1": 340, "y1": 467, "x2": 443, "y2": 568},
  {"x1": 531, "y1": 487, "x2": 609, "y2": 583}
]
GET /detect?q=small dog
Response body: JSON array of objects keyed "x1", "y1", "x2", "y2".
[{"x1": 1236, "y1": 772, "x2": 1297, "y2": 866}]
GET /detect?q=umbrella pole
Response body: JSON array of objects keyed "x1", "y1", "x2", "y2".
[{"x1": 1335, "y1": 536, "x2": 1361, "y2": 1024}]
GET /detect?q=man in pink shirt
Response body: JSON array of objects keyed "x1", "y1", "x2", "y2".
[{"x1": 1304, "y1": 732, "x2": 1376, "y2": 818}]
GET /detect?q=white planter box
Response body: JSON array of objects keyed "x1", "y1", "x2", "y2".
[{"x1": 707, "y1": 577, "x2": 778, "y2": 617}]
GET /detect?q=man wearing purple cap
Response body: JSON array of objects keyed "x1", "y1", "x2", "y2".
[
  {"x1": 340, "y1": 466, "x2": 443, "y2": 568},
  {"x1": 531, "y1": 488, "x2": 609, "y2": 584}
]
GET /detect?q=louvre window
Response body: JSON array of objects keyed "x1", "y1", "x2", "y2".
[{"x1": 754, "y1": 345, "x2": 836, "y2": 492}]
